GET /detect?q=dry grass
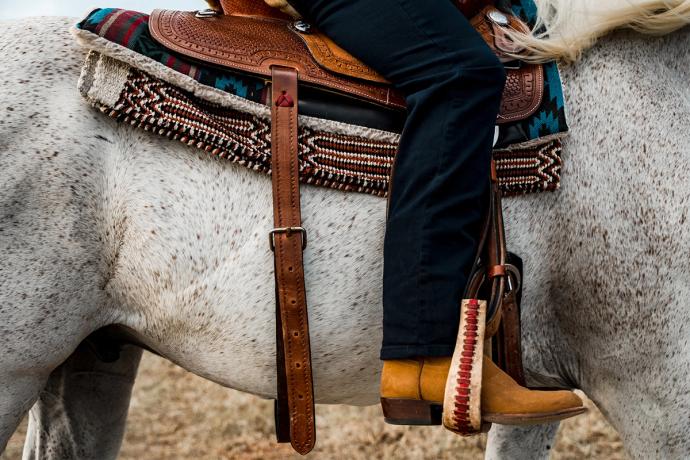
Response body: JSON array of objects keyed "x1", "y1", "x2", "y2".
[{"x1": 2, "y1": 353, "x2": 628, "y2": 459}]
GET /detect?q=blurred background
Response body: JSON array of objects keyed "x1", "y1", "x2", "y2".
[{"x1": 2, "y1": 353, "x2": 628, "y2": 460}]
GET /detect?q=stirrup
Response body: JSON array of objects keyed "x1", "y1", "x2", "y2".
[{"x1": 442, "y1": 298, "x2": 489, "y2": 435}]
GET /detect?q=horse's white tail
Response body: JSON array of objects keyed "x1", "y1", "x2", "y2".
[{"x1": 508, "y1": 0, "x2": 690, "y2": 63}]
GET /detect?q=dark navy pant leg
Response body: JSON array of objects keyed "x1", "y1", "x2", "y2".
[{"x1": 288, "y1": 0, "x2": 506, "y2": 359}]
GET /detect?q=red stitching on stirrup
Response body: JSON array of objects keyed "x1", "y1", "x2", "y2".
[{"x1": 450, "y1": 298, "x2": 480, "y2": 433}]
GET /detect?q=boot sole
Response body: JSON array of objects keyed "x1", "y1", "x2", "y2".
[
  {"x1": 381, "y1": 398, "x2": 587, "y2": 426},
  {"x1": 483, "y1": 406, "x2": 588, "y2": 425}
]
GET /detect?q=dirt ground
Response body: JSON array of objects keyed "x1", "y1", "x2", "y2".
[{"x1": 3, "y1": 353, "x2": 628, "y2": 459}]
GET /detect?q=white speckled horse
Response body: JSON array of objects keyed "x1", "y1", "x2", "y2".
[{"x1": 1, "y1": 1, "x2": 689, "y2": 458}]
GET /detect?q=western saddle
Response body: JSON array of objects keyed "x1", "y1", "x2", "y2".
[{"x1": 148, "y1": 0, "x2": 538, "y2": 454}]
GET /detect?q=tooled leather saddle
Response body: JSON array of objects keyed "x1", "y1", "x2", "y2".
[
  {"x1": 148, "y1": 0, "x2": 534, "y2": 454},
  {"x1": 151, "y1": 1, "x2": 543, "y2": 124}
]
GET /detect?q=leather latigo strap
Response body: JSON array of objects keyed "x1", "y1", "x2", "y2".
[
  {"x1": 465, "y1": 161, "x2": 507, "y2": 330},
  {"x1": 269, "y1": 65, "x2": 315, "y2": 455},
  {"x1": 497, "y1": 289, "x2": 526, "y2": 386},
  {"x1": 464, "y1": 160, "x2": 525, "y2": 383}
]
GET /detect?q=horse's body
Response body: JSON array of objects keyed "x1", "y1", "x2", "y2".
[{"x1": 0, "y1": 13, "x2": 688, "y2": 460}]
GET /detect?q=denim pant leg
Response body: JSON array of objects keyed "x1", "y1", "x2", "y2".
[{"x1": 287, "y1": 0, "x2": 506, "y2": 359}]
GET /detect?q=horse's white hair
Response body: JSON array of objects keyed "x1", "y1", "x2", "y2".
[
  {"x1": 0, "y1": 8, "x2": 688, "y2": 460},
  {"x1": 510, "y1": 0, "x2": 690, "y2": 62}
]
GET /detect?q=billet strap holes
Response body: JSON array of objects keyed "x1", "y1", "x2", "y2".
[{"x1": 269, "y1": 65, "x2": 315, "y2": 454}]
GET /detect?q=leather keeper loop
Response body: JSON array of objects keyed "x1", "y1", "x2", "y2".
[{"x1": 488, "y1": 264, "x2": 506, "y2": 278}]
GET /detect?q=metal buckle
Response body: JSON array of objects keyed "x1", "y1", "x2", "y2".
[
  {"x1": 269, "y1": 226, "x2": 307, "y2": 251},
  {"x1": 504, "y1": 263, "x2": 522, "y2": 293},
  {"x1": 195, "y1": 9, "x2": 220, "y2": 18}
]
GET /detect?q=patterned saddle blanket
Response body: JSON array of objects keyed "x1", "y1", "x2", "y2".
[{"x1": 72, "y1": 0, "x2": 567, "y2": 197}]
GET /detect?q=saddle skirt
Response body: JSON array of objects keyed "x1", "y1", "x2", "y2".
[
  {"x1": 73, "y1": 7, "x2": 567, "y2": 198},
  {"x1": 149, "y1": 1, "x2": 544, "y2": 124}
]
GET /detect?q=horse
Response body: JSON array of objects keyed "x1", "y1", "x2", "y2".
[{"x1": 0, "y1": 0, "x2": 688, "y2": 457}]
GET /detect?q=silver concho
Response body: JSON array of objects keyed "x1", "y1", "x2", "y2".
[
  {"x1": 293, "y1": 20, "x2": 312, "y2": 33},
  {"x1": 488, "y1": 10, "x2": 509, "y2": 26}
]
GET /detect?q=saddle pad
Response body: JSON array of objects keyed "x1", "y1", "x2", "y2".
[
  {"x1": 75, "y1": 49, "x2": 561, "y2": 197},
  {"x1": 72, "y1": 3, "x2": 566, "y2": 197},
  {"x1": 75, "y1": 4, "x2": 569, "y2": 145}
]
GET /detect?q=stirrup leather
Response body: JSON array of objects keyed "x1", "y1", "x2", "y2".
[{"x1": 442, "y1": 158, "x2": 525, "y2": 435}]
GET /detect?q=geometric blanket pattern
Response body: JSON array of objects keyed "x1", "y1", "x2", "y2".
[
  {"x1": 73, "y1": 3, "x2": 565, "y2": 198},
  {"x1": 76, "y1": 5, "x2": 569, "y2": 143},
  {"x1": 87, "y1": 62, "x2": 563, "y2": 197}
]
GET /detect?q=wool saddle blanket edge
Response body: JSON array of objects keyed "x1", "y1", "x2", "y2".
[{"x1": 72, "y1": 8, "x2": 566, "y2": 198}]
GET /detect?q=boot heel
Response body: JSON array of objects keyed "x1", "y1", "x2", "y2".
[{"x1": 380, "y1": 398, "x2": 442, "y2": 425}]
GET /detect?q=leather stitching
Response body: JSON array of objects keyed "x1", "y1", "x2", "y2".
[
  {"x1": 271, "y1": 66, "x2": 314, "y2": 453},
  {"x1": 150, "y1": 10, "x2": 405, "y2": 109}
]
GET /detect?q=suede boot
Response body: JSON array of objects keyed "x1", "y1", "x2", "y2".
[{"x1": 380, "y1": 355, "x2": 585, "y2": 425}]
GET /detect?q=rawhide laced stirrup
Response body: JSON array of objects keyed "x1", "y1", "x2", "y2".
[{"x1": 442, "y1": 159, "x2": 526, "y2": 435}]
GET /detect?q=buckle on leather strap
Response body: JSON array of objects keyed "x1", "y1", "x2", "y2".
[
  {"x1": 487, "y1": 263, "x2": 522, "y2": 292},
  {"x1": 505, "y1": 263, "x2": 521, "y2": 292},
  {"x1": 269, "y1": 226, "x2": 307, "y2": 251}
]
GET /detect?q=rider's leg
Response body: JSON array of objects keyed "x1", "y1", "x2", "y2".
[
  {"x1": 290, "y1": 0, "x2": 497, "y2": 361},
  {"x1": 286, "y1": 0, "x2": 583, "y2": 423}
]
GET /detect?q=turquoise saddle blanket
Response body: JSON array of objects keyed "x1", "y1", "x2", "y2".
[
  {"x1": 76, "y1": 1, "x2": 568, "y2": 144},
  {"x1": 73, "y1": 1, "x2": 567, "y2": 197}
]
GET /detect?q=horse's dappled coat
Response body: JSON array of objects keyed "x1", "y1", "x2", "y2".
[{"x1": 0, "y1": 7, "x2": 689, "y2": 460}]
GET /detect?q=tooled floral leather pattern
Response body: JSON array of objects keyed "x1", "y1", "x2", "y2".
[{"x1": 150, "y1": 5, "x2": 543, "y2": 122}]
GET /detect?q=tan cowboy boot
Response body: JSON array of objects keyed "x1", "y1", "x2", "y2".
[{"x1": 380, "y1": 355, "x2": 585, "y2": 425}]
